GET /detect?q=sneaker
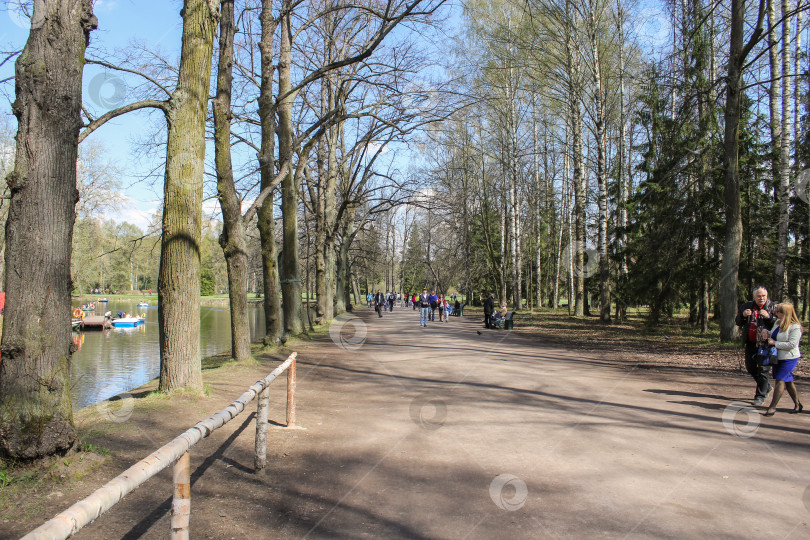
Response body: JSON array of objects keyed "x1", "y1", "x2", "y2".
[{"x1": 752, "y1": 397, "x2": 765, "y2": 406}]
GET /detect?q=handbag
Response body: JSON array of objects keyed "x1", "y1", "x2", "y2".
[{"x1": 756, "y1": 328, "x2": 780, "y2": 366}]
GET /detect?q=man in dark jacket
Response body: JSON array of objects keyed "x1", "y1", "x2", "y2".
[
  {"x1": 418, "y1": 289, "x2": 430, "y2": 327},
  {"x1": 735, "y1": 286, "x2": 777, "y2": 405},
  {"x1": 374, "y1": 291, "x2": 385, "y2": 318},
  {"x1": 483, "y1": 293, "x2": 495, "y2": 329}
]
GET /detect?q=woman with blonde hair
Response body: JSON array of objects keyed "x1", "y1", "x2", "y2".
[{"x1": 764, "y1": 303, "x2": 804, "y2": 416}]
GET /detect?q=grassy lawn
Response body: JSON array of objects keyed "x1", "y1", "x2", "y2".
[{"x1": 463, "y1": 306, "x2": 810, "y2": 374}]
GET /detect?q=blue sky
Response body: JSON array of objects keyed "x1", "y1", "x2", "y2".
[
  {"x1": 1, "y1": 0, "x2": 671, "y2": 231},
  {"x1": 2, "y1": 0, "x2": 185, "y2": 230}
]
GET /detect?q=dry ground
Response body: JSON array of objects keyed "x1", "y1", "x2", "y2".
[{"x1": 3, "y1": 307, "x2": 809, "y2": 539}]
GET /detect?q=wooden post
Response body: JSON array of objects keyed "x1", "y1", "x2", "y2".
[
  {"x1": 254, "y1": 386, "x2": 270, "y2": 473},
  {"x1": 286, "y1": 357, "x2": 296, "y2": 427},
  {"x1": 171, "y1": 451, "x2": 191, "y2": 539}
]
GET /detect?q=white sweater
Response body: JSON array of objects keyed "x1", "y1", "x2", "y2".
[{"x1": 773, "y1": 323, "x2": 802, "y2": 360}]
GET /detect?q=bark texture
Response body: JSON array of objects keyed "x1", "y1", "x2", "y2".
[
  {"x1": 720, "y1": 0, "x2": 764, "y2": 341},
  {"x1": 214, "y1": 0, "x2": 251, "y2": 361},
  {"x1": 278, "y1": 0, "x2": 304, "y2": 335},
  {"x1": 258, "y1": 0, "x2": 282, "y2": 344},
  {"x1": 0, "y1": 0, "x2": 96, "y2": 459},
  {"x1": 158, "y1": 0, "x2": 218, "y2": 392}
]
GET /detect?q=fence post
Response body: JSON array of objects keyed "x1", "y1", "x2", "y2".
[
  {"x1": 171, "y1": 451, "x2": 191, "y2": 539},
  {"x1": 254, "y1": 386, "x2": 270, "y2": 473},
  {"x1": 286, "y1": 357, "x2": 296, "y2": 427}
]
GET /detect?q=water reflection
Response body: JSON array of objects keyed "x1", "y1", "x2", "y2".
[{"x1": 70, "y1": 300, "x2": 270, "y2": 409}]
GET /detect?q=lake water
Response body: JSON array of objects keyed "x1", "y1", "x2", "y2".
[{"x1": 70, "y1": 299, "x2": 268, "y2": 409}]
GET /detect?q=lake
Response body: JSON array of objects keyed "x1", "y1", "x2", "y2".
[{"x1": 70, "y1": 299, "x2": 268, "y2": 409}]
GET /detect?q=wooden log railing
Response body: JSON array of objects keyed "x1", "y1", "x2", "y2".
[{"x1": 22, "y1": 352, "x2": 298, "y2": 540}]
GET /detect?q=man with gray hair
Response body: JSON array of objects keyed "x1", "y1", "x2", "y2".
[{"x1": 735, "y1": 286, "x2": 777, "y2": 405}]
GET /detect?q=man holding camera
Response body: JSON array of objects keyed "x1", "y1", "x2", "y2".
[{"x1": 735, "y1": 286, "x2": 777, "y2": 406}]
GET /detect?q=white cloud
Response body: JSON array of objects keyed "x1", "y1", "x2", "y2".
[
  {"x1": 94, "y1": 0, "x2": 119, "y2": 13},
  {"x1": 367, "y1": 142, "x2": 389, "y2": 155},
  {"x1": 202, "y1": 198, "x2": 221, "y2": 221},
  {"x1": 100, "y1": 195, "x2": 159, "y2": 233}
]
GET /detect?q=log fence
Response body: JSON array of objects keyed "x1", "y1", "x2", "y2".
[{"x1": 22, "y1": 352, "x2": 298, "y2": 540}]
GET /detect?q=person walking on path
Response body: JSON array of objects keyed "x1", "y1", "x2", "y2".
[
  {"x1": 428, "y1": 290, "x2": 439, "y2": 321},
  {"x1": 412, "y1": 292, "x2": 418, "y2": 310},
  {"x1": 438, "y1": 294, "x2": 446, "y2": 322},
  {"x1": 418, "y1": 289, "x2": 430, "y2": 327},
  {"x1": 735, "y1": 286, "x2": 777, "y2": 405},
  {"x1": 764, "y1": 303, "x2": 804, "y2": 416},
  {"x1": 374, "y1": 290, "x2": 385, "y2": 318},
  {"x1": 387, "y1": 292, "x2": 396, "y2": 312},
  {"x1": 483, "y1": 293, "x2": 495, "y2": 329}
]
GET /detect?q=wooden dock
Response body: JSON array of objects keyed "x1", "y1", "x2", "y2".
[{"x1": 81, "y1": 315, "x2": 111, "y2": 330}]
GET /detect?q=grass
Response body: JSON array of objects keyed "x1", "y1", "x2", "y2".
[
  {"x1": 80, "y1": 441, "x2": 111, "y2": 457},
  {"x1": 0, "y1": 441, "x2": 110, "y2": 525},
  {"x1": 466, "y1": 305, "x2": 810, "y2": 356}
]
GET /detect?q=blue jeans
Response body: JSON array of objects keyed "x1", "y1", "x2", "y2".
[{"x1": 420, "y1": 307, "x2": 429, "y2": 325}]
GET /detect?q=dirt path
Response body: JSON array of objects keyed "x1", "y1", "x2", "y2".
[{"x1": 6, "y1": 307, "x2": 810, "y2": 539}]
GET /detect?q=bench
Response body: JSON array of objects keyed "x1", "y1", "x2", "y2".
[
  {"x1": 495, "y1": 311, "x2": 514, "y2": 329},
  {"x1": 450, "y1": 303, "x2": 465, "y2": 316}
]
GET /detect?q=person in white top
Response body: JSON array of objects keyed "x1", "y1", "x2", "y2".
[{"x1": 764, "y1": 302, "x2": 804, "y2": 416}]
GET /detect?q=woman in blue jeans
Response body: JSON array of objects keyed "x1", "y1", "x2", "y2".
[{"x1": 764, "y1": 302, "x2": 804, "y2": 416}]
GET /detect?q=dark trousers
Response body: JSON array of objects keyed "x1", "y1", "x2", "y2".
[
  {"x1": 744, "y1": 342, "x2": 771, "y2": 399},
  {"x1": 484, "y1": 312, "x2": 493, "y2": 328}
]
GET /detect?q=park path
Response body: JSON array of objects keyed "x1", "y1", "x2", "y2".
[{"x1": 66, "y1": 306, "x2": 810, "y2": 538}]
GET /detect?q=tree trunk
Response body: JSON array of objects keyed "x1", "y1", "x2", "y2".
[
  {"x1": 335, "y1": 210, "x2": 355, "y2": 315},
  {"x1": 773, "y1": 0, "x2": 793, "y2": 298},
  {"x1": 534, "y1": 109, "x2": 543, "y2": 309},
  {"x1": 258, "y1": 0, "x2": 282, "y2": 344},
  {"x1": 0, "y1": 0, "x2": 96, "y2": 459},
  {"x1": 615, "y1": 0, "x2": 628, "y2": 321},
  {"x1": 278, "y1": 0, "x2": 304, "y2": 335},
  {"x1": 695, "y1": 0, "x2": 711, "y2": 335},
  {"x1": 214, "y1": 0, "x2": 250, "y2": 361},
  {"x1": 158, "y1": 0, "x2": 217, "y2": 392},
  {"x1": 720, "y1": 0, "x2": 759, "y2": 341},
  {"x1": 572, "y1": 102, "x2": 585, "y2": 316},
  {"x1": 323, "y1": 113, "x2": 339, "y2": 318},
  {"x1": 589, "y1": 12, "x2": 611, "y2": 324}
]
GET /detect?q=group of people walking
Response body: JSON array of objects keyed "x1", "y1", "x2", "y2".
[
  {"x1": 368, "y1": 288, "x2": 459, "y2": 326},
  {"x1": 416, "y1": 289, "x2": 454, "y2": 326},
  {"x1": 737, "y1": 286, "x2": 804, "y2": 416}
]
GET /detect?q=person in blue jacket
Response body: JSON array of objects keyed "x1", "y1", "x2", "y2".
[{"x1": 428, "y1": 290, "x2": 439, "y2": 321}]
